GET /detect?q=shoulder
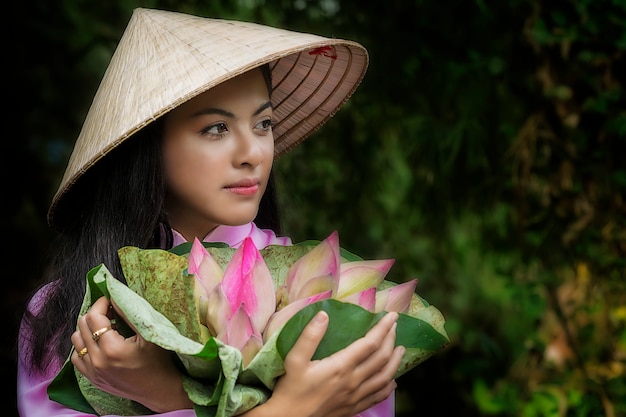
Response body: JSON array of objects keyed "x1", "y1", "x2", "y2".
[{"x1": 25, "y1": 281, "x2": 59, "y2": 315}]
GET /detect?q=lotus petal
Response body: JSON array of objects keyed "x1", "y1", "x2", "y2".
[
  {"x1": 263, "y1": 290, "x2": 332, "y2": 342},
  {"x1": 218, "y1": 305, "x2": 255, "y2": 349},
  {"x1": 217, "y1": 305, "x2": 264, "y2": 367},
  {"x1": 206, "y1": 284, "x2": 233, "y2": 337},
  {"x1": 286, "y1": 231, "x2": 340, "y2": 302},
  {"x1": 340, "y1": 287, "x2": 376, "y2": 312},
  {"x1": 336, "y1": 259, "x2": 395, "y2": 299},
  {"x1": 221, "y1": 238, "x2": 276, "y2": 333},
  {"x1": 290, "y1": 275, "x2": 336, "y2": 302},
  {"x1": 374, "y1": 279, "x2": 418, "y2": 313},
  {"x1": 188, "y1": 238, "x2": 223, "y2": 297},
  {"x1": 240, "y1": 334, "x2": 264, "y2": 368}
]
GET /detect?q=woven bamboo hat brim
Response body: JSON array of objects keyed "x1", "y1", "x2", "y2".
[{"x1": 47, "y1": 8, "x2": 368, "y2": 228}]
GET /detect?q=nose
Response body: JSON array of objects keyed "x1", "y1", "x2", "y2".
[{"x1": 233, "y1": 128, "x2": 265, "y2": 167}]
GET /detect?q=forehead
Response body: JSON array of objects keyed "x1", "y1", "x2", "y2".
[{"x1": 173, "y1": 68, "x2": 269, "y2": 115}]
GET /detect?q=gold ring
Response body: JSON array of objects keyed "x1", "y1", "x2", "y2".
[
  {"x1": 92, "y1": 326, "x2": 113, "y2": 342},
  {"x1": 77, "y1": 347, "x2": 88, "y2": 359}
]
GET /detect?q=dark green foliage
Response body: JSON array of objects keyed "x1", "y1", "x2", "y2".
[{"x1": 8, "y1": 0, "x2": 625, "y2": 416}]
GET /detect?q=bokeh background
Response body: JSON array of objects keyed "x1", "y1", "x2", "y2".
[{"x1": 5, "y1": 1, "x2": 625, "y2": 416}]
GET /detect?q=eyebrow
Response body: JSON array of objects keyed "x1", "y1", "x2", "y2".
[{"x1": 192, "y1": 101, "x2": 273, "y2": 118}]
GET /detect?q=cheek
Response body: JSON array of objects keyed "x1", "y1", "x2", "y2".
[
  {"x1": 163, "y1": 140, "x2": 220, "y2": 191},
  {"x1": 163, "y1": 143, "x2": 191, "y2": 187},
  {"x1": 260, "y1": 136, "x2": 275, "y2": 167}
]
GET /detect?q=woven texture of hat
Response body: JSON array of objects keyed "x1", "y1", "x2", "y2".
[{"x1": 51, "y1": 8, "x2": 367, "y2": 222}]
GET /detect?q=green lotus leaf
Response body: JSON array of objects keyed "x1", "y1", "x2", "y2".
[{"x1": 275, "y1": 299, "x2": 449, "y2": 379}]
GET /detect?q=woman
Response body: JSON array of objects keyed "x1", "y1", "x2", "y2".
[{"x1": 18, "y1": 8, "x2": 404, "y2": 417}]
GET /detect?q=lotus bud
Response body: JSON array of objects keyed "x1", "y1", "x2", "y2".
[
  {"x1": 189, "y1": 238, "x2": 224, "y2": 294},
  {"x1": 189, "y1": 238, "x2": 224, "y2": 327}
]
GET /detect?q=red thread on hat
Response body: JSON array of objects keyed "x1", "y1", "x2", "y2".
[{"x1": 309, "y1": 46, "x2": 337, "y2": 59}]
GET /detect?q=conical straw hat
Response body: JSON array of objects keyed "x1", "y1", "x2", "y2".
[{"x1": 48, "y1": 8, "x2": 368, "y2": 226}]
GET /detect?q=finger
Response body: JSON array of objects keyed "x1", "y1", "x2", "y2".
[
  {"x1": 387, "y1": 344, "x2": 406, "y2": 376},
  {"x1": 71, "y1": 329, "x2": 90, "y2": 369},
  {"x1": 80, "y1": 297, "x2": 114, "y2": 333},
  {"x1": 71, "y1": 346, "x2": 90, "y2": 372},
  {"x1": 74, "y1": 299, "x2": 119, "y2": 358},
  {"x1": 366, "y1": 311, "x2": 399, "y2": 339},
  {"x1": 88, "y1": 298, "x2": 119, "y2": 339},
  {"x1": 90, "y1": 296, "x2": 112, "y2": 314},
  {"x1": 91, "y1": 325, "x2": 115, "y2": 343},
  {"x1": 348, "y1": 345, "x2": 403, "y2": 413},
  {"x1": 284, "y1": 311, "x2": 329, "y2": 365},
  {"x1": 328, "y1": 311, "x2": 398, "y2": 367},
  {"x1": 355, "y1": 380, "x2": 397, "y2": 413},
  {"x1": 353, "y1": 321, "x2": 398, "y2": 377},
  {"x1": 357, "y1": 344, "x2": 405, "y2": 396},
  {"x1": 83, "y1": 315, "x2": 116, "y2": 343}
]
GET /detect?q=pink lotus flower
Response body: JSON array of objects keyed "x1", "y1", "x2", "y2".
[{"x1": 190, "y1": 237, "x2": 276, "y2": 366}]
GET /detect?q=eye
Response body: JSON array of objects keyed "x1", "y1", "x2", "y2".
[
  {"x1": 255, "y1": 118, "x2": 274, "y2": 132},
  {"x1": 200, "y1": 122, "x2": 229, "y2": 137}
]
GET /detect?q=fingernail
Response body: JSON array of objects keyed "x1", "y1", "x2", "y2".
[{"x1": 314, "y1": 311, "x2": 328, "y2": 324}]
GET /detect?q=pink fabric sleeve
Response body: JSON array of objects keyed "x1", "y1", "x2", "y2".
[{"x1": 356, "y1": 393, "x2": 395, "y2": 417}]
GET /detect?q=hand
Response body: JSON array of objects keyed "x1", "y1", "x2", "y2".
[
  {"x1": 247, "y1": 310, "x2": 404, "y2": 417},
  {"x1": 70, "y1": 296, "x2": 193, "y2": 412}
]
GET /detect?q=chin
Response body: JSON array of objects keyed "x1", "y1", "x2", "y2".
[{"x1": 222, "y1": 213, "x2": 258, "y2": 227}]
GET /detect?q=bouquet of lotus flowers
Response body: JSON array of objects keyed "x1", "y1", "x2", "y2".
[{"x1": 49, "y1": 231, "x2": 449, "y2": 417}]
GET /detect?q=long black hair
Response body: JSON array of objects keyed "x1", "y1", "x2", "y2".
[{"x1": 23, "y1": 64, "x2": 281, "y2": 372}]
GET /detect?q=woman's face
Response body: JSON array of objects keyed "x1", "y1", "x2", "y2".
[{"x1": 162, "y1": 68, "x2": 274, "y2": 241}]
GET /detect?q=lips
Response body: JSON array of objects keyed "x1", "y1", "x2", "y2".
[{"x1": 224, "y1": 179, "x2": 260, "y2": 196}]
